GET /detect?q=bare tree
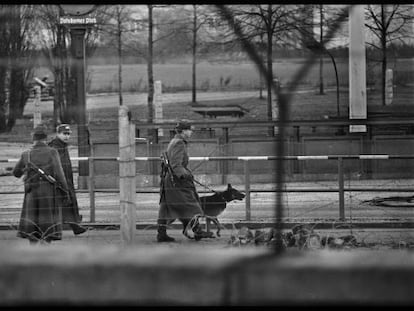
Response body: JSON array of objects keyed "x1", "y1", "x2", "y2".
[
  {"x1": 0, "y1": 5, "x2": 11, "y2": 132},
  {"x1": 219, "y1": 5, "x2": 297, "y2": 135},
  {"x1": 100, "y1": 5, "x2": 135, "y2": 107},
  {"x1": 297, "y1": 5, "x2": 348, "y2": 117},
  {"x1": 192, "y1": 5, "x2": 197, "y2": 103},
  {"x1": 35, "y1": 5, "x2": 70, "y2": 125},
  {"x1": 147, "y1": 4, "x2": 154, "y2": 125},
  {"x1": 0, "y1": 5, "x2": 36, "y2": 132},
  {"x1": 7, "y1": 5, "x2": 37, "y2": 131},
  {"x1": 146, "y1": 4, "x2": 172, "y2": 141},
  {"x1": 365, "y1": 4, "x2": 414, "y2": 106}
]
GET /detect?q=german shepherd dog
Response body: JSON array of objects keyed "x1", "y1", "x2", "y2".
[{"x1": 199, "y1": 183, "x2": 245, "y2": 237}]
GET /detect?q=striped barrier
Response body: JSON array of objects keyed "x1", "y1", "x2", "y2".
[
  {"x1": 2, "y1": 154, "x2": 414, "y2": 162},
  {"x1": 3, "y1": 154, "x2": 414, "y2": 162}
]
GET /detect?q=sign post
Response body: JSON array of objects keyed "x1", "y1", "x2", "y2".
[{"x1": 59, "y1": 5, "x2": 96, "y2": 189}]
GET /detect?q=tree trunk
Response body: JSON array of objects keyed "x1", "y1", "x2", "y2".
[
  {"x1": 147, "y1": 5, "x2": 156, "y2": 141},
  {"x1": 0, "y1": 67, "x2": 7, "y2": 132},
  {"x1": 381, "y1": 5, "x2": 387, "y2": 106},
  {"x1": 7, "y1": 59, "x2": 28, "y2": 131},
  {"x1": 266, "y1": 5, "x2": 274, "y2": 136},
  {"x1": 191, "y1": 5, "x2": 197, "y2": 104},
  {"x1": 147, "y1": 5, "x2": 154, "y2": 123},
  {"x1": 6, "y1": 5, "x2": 32, "y2": 131},
  {"x1": 53, "y1": 23, "x2": 73, "y2": 125},
  {"x1": 319, "y1": 5, "x2": 325, "y2": 95},
  {"x1": 118, "y1": 11, "x2": 123, "y2": 107}
]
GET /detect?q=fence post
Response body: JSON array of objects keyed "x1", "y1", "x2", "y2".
[
  {"x1": 338, "y1": 157, "x2": 345, "y2": 221},
  {"x1": 88, "y1": 143, "x2": 95, "y2": 223},
  {"x1": 244, "y1": 160, "x2": 251, "y2": 221},
  {"x1": 119, "y1": 106, "x2": 136, "y2": 246},
  {"x1": 221, "y1": 127, "x2": 229, "y2": 185}
]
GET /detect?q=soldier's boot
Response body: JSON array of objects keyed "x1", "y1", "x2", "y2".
[
  {"x1": 157, "y1": 220, "x2": 175, "y2": 242},
  {"x1": 189, "y1": 218, "x2": 214, "y2": 241},
  {"x1": 70, "y1": 223, "x2": 88, "y2": 235}
]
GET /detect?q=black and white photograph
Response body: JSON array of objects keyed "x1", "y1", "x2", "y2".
[{"x1": 0, "y1": 3, "x2": 413, "y2": 306}]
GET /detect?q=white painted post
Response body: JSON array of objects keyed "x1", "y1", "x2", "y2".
[
  {"x1": 349, "y1": 5, "x2": 367, "y2": 133},
  {"x1": 119, "y1": 105, "x2": 136, "y2": 246},
  {"x1": 33, "y1": 85, "x2": 42, "y2": 128},
  {"x1": 154, "y1": 80, "x2": 163, "y2": 137},
  {"x1": 385, "y1": 69, "x2": 393, "y2": 106},
  {"x1": 272, "y1": 78, "x2": 279, "y2": 135}
]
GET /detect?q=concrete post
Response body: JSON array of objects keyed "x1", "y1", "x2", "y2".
[
  {"x1": 33, "y1": 85, "x2": 42, "y2": 128},
  {"x1": 154, "y1": 80, "x2": 163, "y2": 137},
  {"x1": 385, "y1": 69, "x2": 393, "y2": 106},
  {"x1": 349, "y1": 5, "x2": 367, "y2": 133},
  {"x1": 119, "y1": 105, "x2": 136, "y2": 246}
]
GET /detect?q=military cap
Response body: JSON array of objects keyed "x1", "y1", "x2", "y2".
[
  {"x1": 56, "y1": 124, "x2": 72, "y2": 134},
  {"x1": 32, "y1": 125, "x2": 48, "y2": 140},
  {"x1": 175, "y1": 121, "x2": 195, "y2": 131}
]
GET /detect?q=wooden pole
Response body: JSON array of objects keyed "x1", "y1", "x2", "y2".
[
  {"x1": 244, "y1": 160, "x2": 251, "y2": 221},
  {"x1": 338, "y1": 157, "x2": 345, "y2": 221},
  {"x1": 119, "y1": 105, "x2": 136, "y2": 246},
  {"x1": 88, "y1": 143, "x2": 95, "y2": 223}
]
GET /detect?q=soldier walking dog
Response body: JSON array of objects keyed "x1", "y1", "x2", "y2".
[{"x1": 157, "y1": 121, "x2": 212, "y2": 242}]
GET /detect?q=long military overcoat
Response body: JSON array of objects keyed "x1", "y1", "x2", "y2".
[
  {"x1": 48, "y1": 137, "x2": 82, "y2": 223},
  {"x1": 158, "y1": 133, "x2": 203, "y2": 221},
  {"x1": 13, "y1": 142, "x2": 69, "y2": 241}
]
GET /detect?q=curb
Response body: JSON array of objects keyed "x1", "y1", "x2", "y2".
[{"x1": 1, "y1": 221, "x2": 413, "y2": 231}]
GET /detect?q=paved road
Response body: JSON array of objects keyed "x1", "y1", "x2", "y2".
[
  {"x1": 1, "y1": 175, "x2": 413, "y2": 225},
  {"x1": 23, "y1": 90, "x2": 261, "y2": 115},
  {"x1": 23, "y1": 87, "x2": 338, "y2": 115}
]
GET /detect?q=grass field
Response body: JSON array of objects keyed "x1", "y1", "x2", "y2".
[
  {"x1": 2, "y1": 83, "x2": 413, "y2": 144},
  {"x1": 33, "y1": 58, "x2": 414, "y2": 94},
  {"x1": 11, "y1": 57, "x2": 414, "y2": 143}
]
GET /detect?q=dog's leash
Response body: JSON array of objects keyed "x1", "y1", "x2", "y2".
[
  {"x1": 191, "y1": 176, "x2": 218, "y2": 194},
  {"x1": 162, "y1": 150, "x2": 220, "y2": 195}
]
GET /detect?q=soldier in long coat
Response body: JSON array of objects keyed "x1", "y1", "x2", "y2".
[
  {"x1": 48, "y1": 124, "x2": 86, "y2": 235},
  {"x1": 157, "y1": 121, "x2": 211, "y2": 242},
  {"x1": 13, "y1": 125, "x2": 70, "y2": 244}
]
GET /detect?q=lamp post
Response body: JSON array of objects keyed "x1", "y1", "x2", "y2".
[{"x1": 59, "y1": 5, "x2": 96, "y2": 189}]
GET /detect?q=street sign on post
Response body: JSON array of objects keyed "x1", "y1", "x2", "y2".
[
  {"x1": 59, "y1": 5, "x2": 96, "y2": 16},
  {"x1": 59, "y1": 5, "x2": 96, "y2": 189}
]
